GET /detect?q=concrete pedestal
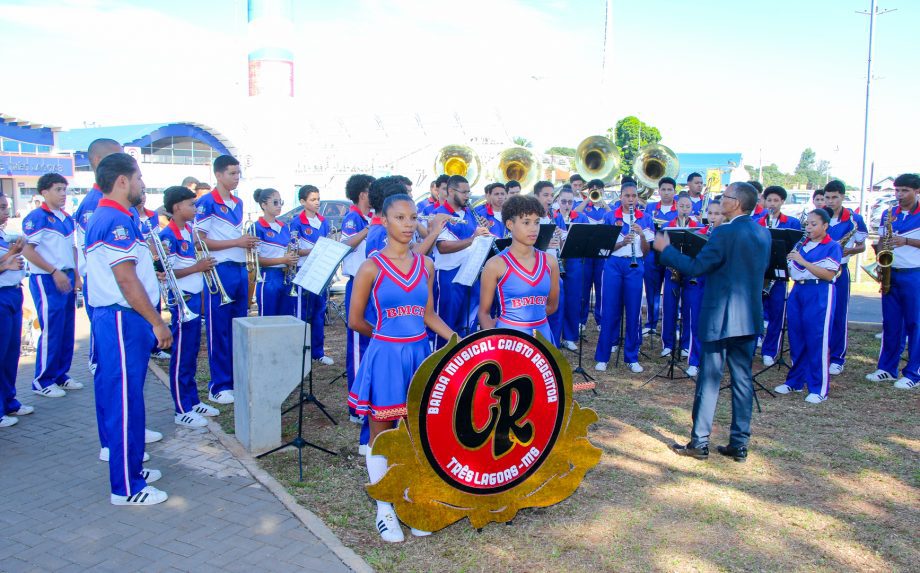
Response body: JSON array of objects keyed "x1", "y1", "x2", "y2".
[{"x1": 232, "y1": 315, "x2": 308, "y2": 454}]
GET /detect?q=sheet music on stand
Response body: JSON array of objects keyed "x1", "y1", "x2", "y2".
[
  {"x1": 293, "y1": 237, "x2": 352, "y2": 295},
  {"x1": 454, "y1": 235, "x2": 495, "y2": 287}
]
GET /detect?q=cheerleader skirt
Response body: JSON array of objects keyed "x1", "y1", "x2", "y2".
[
  {"x1": 347, "y1": 336, "x2": 430, "y2": 421},
  {"x1": 496, "y1": 318, "x2": 553, "y2": 343}
]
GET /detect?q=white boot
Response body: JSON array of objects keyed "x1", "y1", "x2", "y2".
[{"x1": 366, "y1": 451, "x2": 404, "y2": 543}]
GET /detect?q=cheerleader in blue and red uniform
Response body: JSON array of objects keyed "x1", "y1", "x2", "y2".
[
  {"x1": 479, "y1": 194, "x2": 561, "y2": 342},
  {"x1": 775, "y1": 209, "x2": 842, "y2": 403},
  {"x1": 252, "y1": 188, "x2": 299, "y2": 317},
  {"x1": 347, "y1": 194, "x2": 454, "y2": 543}
]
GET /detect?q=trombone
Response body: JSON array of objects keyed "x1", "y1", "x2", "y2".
[
  {"x1": 194, "y1": 234, "x2": 233, "y2": 305},
  {"x1": 147, "y1": 232, "x2": 198, "y2": 323}
]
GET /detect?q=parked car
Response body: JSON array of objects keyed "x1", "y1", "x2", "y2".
[
  {"x1": 781, "y1": 192, "x2": 812, "y2": 217},
  {"x1": 279, "y1": 200, "x2": 351, "y2": 238},
  {"x1": 870, "y1": 197, "x2": 898, "y2": 230}
]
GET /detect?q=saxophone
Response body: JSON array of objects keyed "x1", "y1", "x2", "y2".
[
  {"x1": 877, "y1": 207, "x2": 895, "y2": 294},
  {"x1": 837, "y1": 218, "x2": 858, "y2": 251}
]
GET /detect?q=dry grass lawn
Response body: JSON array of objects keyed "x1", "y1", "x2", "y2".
[{"x1": 193, "y1": 310, "x2": 918, "y2": 573}]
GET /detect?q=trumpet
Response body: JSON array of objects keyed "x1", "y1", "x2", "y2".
[
  {"x1": 285, "y1": 237, "x2": 299, "y2": 297},
  {"x1": 628, "y1": 205, "x2": 639, "y2": 268},
  {"x1": 147, "y1": 232, "x2": 198, "y2": 323},
  {"x1": 588, "y1": 188, "x2": 604, "y2": 202},
  {"x1": 194, "y1": 234, "x2": 233, "y2": 305},
  {"x1": 551, "y1": 225, "x2": 566, "y2": 276},
  {"x1": 245, "y1": 217, "x2": 263, "y2": 282}
]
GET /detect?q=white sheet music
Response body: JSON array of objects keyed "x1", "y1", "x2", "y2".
[
  {"x1": 453, "y1": 236, "x2": 495, "y2": 286},
  {"x1": 293, "y1": 237, "x2": 352, "y2": 295}
]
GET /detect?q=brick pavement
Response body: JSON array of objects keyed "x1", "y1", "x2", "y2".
[{"x1": 0, "y1": 314, "x2": 359, "y2": 573}]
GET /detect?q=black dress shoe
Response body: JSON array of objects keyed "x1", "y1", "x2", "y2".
[
  {"x1": 670, "y1": 442, "x2": 709, "y2": 460},
  {"x1": 717, "y1": 444, "x2": 748, "y2": 462}
]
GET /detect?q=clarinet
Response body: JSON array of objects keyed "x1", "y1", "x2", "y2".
[{"x1": 628, "y1": 206, "x2": 639, "y2": 268}]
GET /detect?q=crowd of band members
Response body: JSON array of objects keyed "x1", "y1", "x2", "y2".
[{"x1": 1, "y1": 136, "x2": 917, "y2": 510}]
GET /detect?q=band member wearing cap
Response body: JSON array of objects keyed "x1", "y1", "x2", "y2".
[
  {"x1": 194, "y1": 155, "x2": 258, "y2": 405},
  {"x1": 866, "y1": 173, "x2": 920, "y2": 390},
  {"x1": 686, "y1": 172, "x2": 705, "y2": 215},
  {"x1": 85, "y1": 153, "x2": 172, "y2": 505},
  {"x1": 480, "y1": 194, "x2": 561, "y2": 341},
  {"x1": 553, "y1": 186, "x2": 588, "y2": 350},
  {"x1": 347, "y1": 194, "x2": 454, "y2": 543},
  {"x1": 822, "y1": 180, "x2": 868, "y2": 375},
  {"x1": 159, "y1": 186, "x2": 220, "y2": 427},
  {"x1": 534, "y1": 181, "x2": 564, "y2": 346},
  {"x1": 595, "y1": 181, "x2": 654, "y2": 373},
  {"x1": 474, "y1": 183, "x2": 507, "y2": 238},
  {"x1": 289, "y1": 185, "x2": 334, "y2": 365},
  {"x1": 642, "y1": 177, "x2": 679, "y2": 337},
  {"x1": 340, "y1": 174, "x2": 375, "y2": 421},
  {"x1": 22, "y1": 173, "x2": 82, "y2": 398},
  {"x1": 660, "y1": 195, "x2": 703, "y2": 374},
  {"x1": 251, "y1": 188, "x2": 298, "y2": 317},
  {"x1": 573, "y1": 178, "x2": 611, "y2": 331},
  {"x1": 758, "y1": 185, "x2": 803, "y2": 367},
  {"x1": 0, "y1": 192, "x2": 29, "y2": 428},
  {"x1": 774, "y1": 209, "x2": 842, "y2": 403},
  {"x1": 432, "y1": 175, "x2": 492, "y2": 347}
]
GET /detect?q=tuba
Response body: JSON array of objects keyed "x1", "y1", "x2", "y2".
[
  {"x1": 493, "y1": 146, "x2": 540, "y2": 191},
  {"x1": 575, "y1": 136, "x2": 621, "y2": 186},
  {"x1": 434, "y1": 144, "x2": 481, "y2": 187},
  {"x1": 633, "y1": 143, "x2": 679, "y2": 200}
]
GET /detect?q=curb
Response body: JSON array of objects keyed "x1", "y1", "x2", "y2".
[{"x1": 148, "y1": 362, "x2": 374, "y2": 573}]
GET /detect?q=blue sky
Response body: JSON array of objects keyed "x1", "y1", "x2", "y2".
[{"x1": 1, "y1": 0, "x2": 916, "y2": 184}]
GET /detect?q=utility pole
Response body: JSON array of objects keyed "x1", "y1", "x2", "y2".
[{"x1": 856, "y1": 1, "x2": 895, "y2": 217}]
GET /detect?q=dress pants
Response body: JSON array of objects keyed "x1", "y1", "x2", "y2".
[{"x1": 690, "y1": 335, "x2": 756, "y2": 449}]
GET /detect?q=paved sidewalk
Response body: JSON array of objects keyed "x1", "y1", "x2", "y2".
[{"x1": 0, "y1": 316, "x2": 354, "y2": 573}]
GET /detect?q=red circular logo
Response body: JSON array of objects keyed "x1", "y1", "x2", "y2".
[{"x1": 418, "y1": 329, "x2": 565, "y2": 495}]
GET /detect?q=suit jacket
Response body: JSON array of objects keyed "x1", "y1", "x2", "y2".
[{"x1": 659, "y1": 214, "x2": 771, "y2": 342}]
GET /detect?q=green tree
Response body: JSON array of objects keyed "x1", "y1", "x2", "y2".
[
  {"x1": 607, "y1": 116, "x2": 662, "y2": 177},
  {"x1": 512, "y1": 136, "x2": 533, "y2": 149},
  {"x1": 544, "y1": 146, "x2": 575, "y2": 157},
  {"x1": 795, "y1": 148, "x2": 816, "y2": 174}
]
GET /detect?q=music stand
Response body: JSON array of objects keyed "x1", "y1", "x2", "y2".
[
  {"x1": 643, "y1": 229, "x2": 708, "y2": 386},
  {"x1": 493, "y1": 223, "x2": 557, "y2": 254},
  {"x1": 559, "y1": 223, "x2": 620, "y2": 385}
]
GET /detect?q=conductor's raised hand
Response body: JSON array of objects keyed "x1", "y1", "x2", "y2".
[{"x1": 652, "y1": 231, "x2": 670, "y2": 252}]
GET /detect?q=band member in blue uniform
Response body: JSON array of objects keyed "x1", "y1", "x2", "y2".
[
  {"x1": 74, "y1": 138, "x2": 123, "y2": 377},
  {"x1": 415, "y1": 174, "x2": 448, "y2": 239},
  {"x1": 251, "y1": 188, "x2": 298, "y2": 317},
  {"x1": 474, "y1": 183, "x2": 507, "y2": 238},
  {"x1": 553, "y1": 186, "x2": 588, "y2": 350},
  {"x1": 194, "y1": 155, "x2": 258, "y2": 405},
  {"x1": 595, "y1": 182, "x2": 654, "y2": 373},
  {"x1": 506, "y1": 180, "x2": 522, "y2": 196},
  {"x1": 686, "y1": 172, "x2": 705, "y2": 215},
  {"x1": 660, "y1": 195, "x2": 703, "y2": 368},
  {"x1": 289, "y1": 184, "x2": 334, "y2": 365},
  {"x1": 642, "y1": 177, "x2": 679, "y2": 336},
  {"x1": 22, "y1": 173, "x2": 82, "y2": 398},
  {"x1": 822, "y1": 180, "x2": 868, "y2": 375},
  {"x1": 749, "y1": 180, "x2": 766, "y2": 221},
  {"x1": 347, "y1": 194, "x2": 454, "y2": 543},
  {"x1": 432, "y1": 175, "x2": 492, "y2": 346},
  {"x1": 85, "y1": 153, "x2": 172, "y2": 505},
  {"x1": 159, "y1": 186, "x2": 220, "y2": 427},
  {"x1": 812, "y1": 188, "x2": 826, "y2": 211},
  {"x1": 0, "y1": 193, "x2": 29, "y2": 428},
  {"x1": 534, "y1": 181, "x2": 564, "y2": 346},
  {"x1": 135, "y1": 188, "x2": 172, "y2": 361},
  {"x1": 758, "y1": 186, "x2": 803, "y2": 366},
  {"x1": 479, "y1": 194, "x2": 561, "y2": 341},
  {"x1": 774, "y1": 209, "x2": 842, "y2": 403},
  {"x1": 866, "y1": 173, "x2": 920, "y2": 390},
  {"x1": 573, "y1": 178, "x2": 611, "y2": 330}
]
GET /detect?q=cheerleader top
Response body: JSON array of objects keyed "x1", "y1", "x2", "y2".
[
  {"x1": 368, "y1": 252, "x2": 429, "y2": 342},
  {"x1": 497, "y1": 249, "x2": 551, "y2": 330}
]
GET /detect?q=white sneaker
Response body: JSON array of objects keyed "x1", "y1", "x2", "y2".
[
  {"x1": 865, "y1": 370, "x2": 895, "y2": 383},
  {"x1": 375, "y1": 507, "x2": 405, "y2": 543},
  {"x1": 209, "y1": 390, "x2": 234, "y2": 404},
  {"x1": 594, "y1": 362, "x2": 607, "y2": 372},
  {"x1": 773, "y1": 384, "x2": 793, "y2": 394},
  {"x1": 174, "y1": 412, "x2": 207, "y2": 428},
  {"x1": 660, "y1": 348, "x2": 672, "y2": 357},
  {"x1": 804, "y1": 393, "x2": 826, "y2": 404},
  {"x1": 642, "y1": 327, "x2": 651, "y2": 336},
  {"x1": 192, "y1": 402, "x2": 219, "y2": 417},
  {"x1": 562, "y1": 340, "x2": 578, "y2": 351},
  {"x1": 828, "y1": 363, "x2": 844, "y2": 376},
  {"x1": 685, "y1": 366, "x2": 699, "y2": 377},
  {"x1": 60, "y1": 378, "x2": 84, "y2": 390},
  {"x1": 151, "y1": 350, "x2": 171, "y2": 360},
  {"x1": 88, "y1": 362, "x2": 97, "y2": 375},
  {"x1": 144, "y1": 429, "x2": 163, "y2": 444},
  {"x1": 318, "y1": 356, "x2": 334, "y2": 366},
  {"x1": 410, "y1": 528, "x2": 431, "y2": 537},
  {"x1": 0, "y1": 415, "x2": 18, "y2": 428},
  {"x1": 32, "y1": 384, "x2": 65, "y2": 398},
  {"x1": 349, "y1": 414, "x2": 365, "y2": 424},
  {"x1": 141, "y1": 468, "x2": 162, "y2": 484},
  {"x1": 611, "y1": 345, "x2": 618, "y2": 354},
  {"x1": 99, "y1": 448, "x2": 150, "y2": 463},
  {"x1": 874, "y1": 332, "x2": 883, "y2": 340},
  {"x1": 111, "y1": 486, "x2": 168, "y2": 506},
  {"x1": 894, "y1": 377, "x2": 918, "y2": 390},
  {"x1": 680, "y1": 349, "x2": 690, "y2": 358},
  {"x1": 757, "y1": 337, "x2": 763, "y2": 348},
  {"x1": 9, "y1": 405, "x2": 34, "y2": 416},
  {"x1": 763, "y1": 356, "x2": 775, "y2": 367},
  {"x1": 358, "y1": 444, "x2": 369, "y2": 456},
  {"x1": 627, "y1": 362, "x2": 644, "y2": 373}
]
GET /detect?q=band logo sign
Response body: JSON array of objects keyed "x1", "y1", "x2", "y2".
[{"x1": 368, "y1": 329, "x2": 601, "y2": 531}]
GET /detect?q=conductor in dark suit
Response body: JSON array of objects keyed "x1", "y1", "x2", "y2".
[{"x1": 652, "y1": 182, "x2": 771, "y2": 462}]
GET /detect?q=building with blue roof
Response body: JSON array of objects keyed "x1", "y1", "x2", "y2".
[
  {"x1": 0, "y1": 114, "x2": 75, "y2": 214},
  {"x1": 675, "y1": 153, "x2": 743, "y2": 186}
]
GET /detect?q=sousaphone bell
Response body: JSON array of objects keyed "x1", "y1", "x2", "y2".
[
  {"x1": 434, "y1": 144, "x2": 481, "y2": 187},
  {"x1": 633, "y1": 143, "x2": 679, "y2": 200},
  {"x1": 493, "y1": 146, "x2": 540, "y2": 191}
]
